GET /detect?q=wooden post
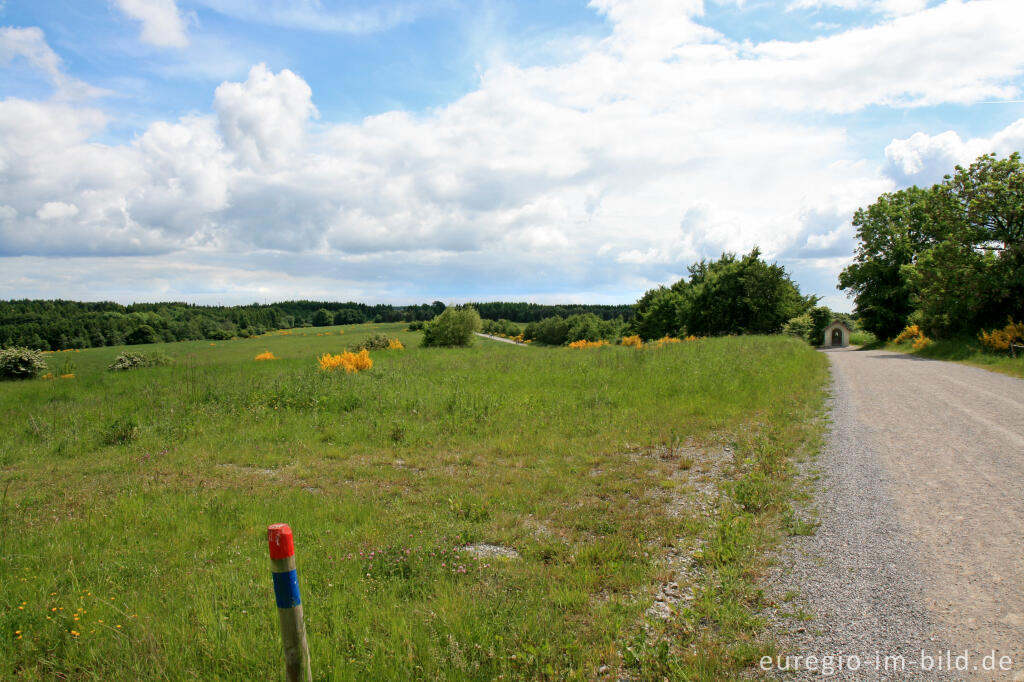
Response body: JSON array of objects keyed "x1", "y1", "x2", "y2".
[{"x1": 267, "y1": 523, "x2": 312, "y2": 682}]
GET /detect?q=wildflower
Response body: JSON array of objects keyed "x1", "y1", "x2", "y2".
[{"x1": 254, "y1": 351, "x2": 276, "y2": 361}]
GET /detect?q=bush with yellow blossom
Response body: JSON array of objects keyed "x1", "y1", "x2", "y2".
[
  {"x1": 978, "y1": 319, "x2": 1024, "y2": 353},
  {"x1": 319, "y1": 349, "x2": 373, "y2": 373},
  {"x1": 567, "y1": 339, "x2": 609, "y2": 349},
  {"x1": 620, "y1": 335, "x2": 643, "y2": 348},
  {"x1": 894, "y1": 324, "x2": 932, "y2": 350}
]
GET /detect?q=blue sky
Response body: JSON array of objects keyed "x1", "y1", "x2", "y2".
[{"x1": 1, "y1": 0, "x2": 1023, "y2": 310}]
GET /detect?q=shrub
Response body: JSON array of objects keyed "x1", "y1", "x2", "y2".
[
  {"x1": 893, "y1": 324, "x2": 932, "y2": 350},
  {"x1": 108, "y1": 350, "x2": 173, "y2": 371},
  {"x1": 254, "y1": 351, "x2": 276, "y2": 361},
  {"x1": 407, "y1": 320, "x2": 424, "y2": 331},
  {"x1": 349, "y1": 334, "x2": 397, "y2": 351},
  {"x1": 481, "y1": 318, "x2": 522, "y2": 337},
  {"x1": 978, "y1": 319, "x2": 1024, "y2": 353},
  {"x1": 126, "y1": 324, "x2": 159, "y2": 345},
  {"x1": 893, "y1": 324, "x2": 922, "y2": 344},
  {"x1": 652, "y1": 336, "x2": 682, "y2": 347},
  {"x1": 567, "y1": 339, "x2": 608, "y2": 349},
  {"x1": 422, "y1": 306, "x2": 482, "y2": 347},
  {"x1": 319, "y1": 349, "x2": 373, "y2": 373},
  {"x1": 0, "y1": 347, "x2": 47, "y2": 380},
  {"x1": 621, "y1": 335, "x2": 643, "y2": 348},
  {"x1": 524, "y1": 316, "x2": 569, "y2": 346}
]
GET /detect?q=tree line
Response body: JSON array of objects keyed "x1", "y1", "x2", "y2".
[{"x1": 0, "y1": 299, "x2": 634, "y2": 351}]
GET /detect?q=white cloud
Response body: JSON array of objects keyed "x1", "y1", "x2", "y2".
[
  {"x1": 883, "y1": 118, "x2": 1024, "y2": 186},
  {"x1": 0, "y1": 27, "x2": 112, "y2": 99},
  {"x1": 36, "y1": 202, "x2": 80, "y2": 220},
  {"x1": 1, "y1": 1, "x2": 1023, "y2": 302},
  {"x1": 213, "y1": 63, "x2": 318, "y2": 168},
  {"x1": 113, "y1": 0, "x2": 191, "y2": 48}
]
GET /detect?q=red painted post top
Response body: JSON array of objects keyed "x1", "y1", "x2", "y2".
[{"x1": 268, "y1": 523, "x2": 295, "y2": 559}]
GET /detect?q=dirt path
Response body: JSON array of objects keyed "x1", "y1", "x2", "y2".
[
  {"x1": 768, "y1": 347, "x2": 1024, "y2": 680},
  {"x1": 474, "y1": 332, "x2": 526, "y2": 345}
]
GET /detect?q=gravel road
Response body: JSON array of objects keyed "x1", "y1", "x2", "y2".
[
  {"x1": 474, "y1": 332, "x2": 526, "y2": 345},
  {"x1": 766, "y1": 347, "x2": 1024, "y2": 681}
]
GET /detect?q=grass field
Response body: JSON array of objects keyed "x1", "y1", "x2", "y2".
[
  {"x1": 867, "y1": 336, "x2": 1024, "y2": 379},
  {"x1": 1, "y1": 324, "x2": 829, "y2": 680}
]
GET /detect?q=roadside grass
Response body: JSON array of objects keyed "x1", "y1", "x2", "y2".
[
  {"x1": 1, "y1": 326, "x2": 828, "y2": 680},
  {"x1": 865, "y1": 336, "x2": 1024, "y2": 379},
  {"x1": 848, "y1": 330, "x2": 877, "y2": 346}
]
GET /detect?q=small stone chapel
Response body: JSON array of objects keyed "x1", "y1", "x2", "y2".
[{"x1": 823, "y1": 320, "x2": 851, "y2": 347}]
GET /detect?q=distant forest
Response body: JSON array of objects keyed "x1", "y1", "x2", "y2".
[{"x1": 0, "y1": 299, "x2": 633, "y2": 351}]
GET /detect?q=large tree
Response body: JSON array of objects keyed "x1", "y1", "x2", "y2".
[
  {"x1": 837, "y1": 186, "x2": 933, "y2": 339},
  {"x1": 839, "y1": 152, "x2": 1024, "y2": 338},
  {"x1": 631, "y1": 248, "x2": 813, "y2": 338},
  {"x1": 914, "y1": 152, "x2": 1024, "y2": 335}
]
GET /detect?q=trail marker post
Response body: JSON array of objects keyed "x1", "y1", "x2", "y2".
[{"x1": 267, "y1": 523, "x2": 312, "y2": 682}]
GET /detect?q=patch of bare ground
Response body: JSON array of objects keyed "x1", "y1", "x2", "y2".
[{"x1": 633, "y1": 443, "x2": 734, "y2": 621}]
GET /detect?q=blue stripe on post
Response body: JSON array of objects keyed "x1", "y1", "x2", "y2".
[{"x1": 272, "y1": 569, "x2": 302, "y2": 609}]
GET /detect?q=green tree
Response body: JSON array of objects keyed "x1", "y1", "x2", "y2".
[
  {"x1": 524, "y1": 316, "x2": 569, "y2": 345},
  {"x1": 334, "y1": 309, "x2": 362, "y2": 325},
  {"x1": 312, "y1": 308, "x2": 334, "y2": 327},
  {"x1": 630, "y1": 286, "x2": 688, "y2": 340},
  {"x1": 840, "y1": 153, "x2": 1024, "y2": 338},
  {"x1": 838, "y1": 186, "x2": 933, "y2": 339},
  {"x1": 421, "y1": 306, "x2": 482, "y2": 347},
  {"x1": 914, "y1": 152, "x2": 1024, "y2": 335},
  {"x1": 126, "y1": 324, "x2": 159, "y2": 345},
  {"x1": 683, "y1": 249, "x2": 813, "y2": 336}
]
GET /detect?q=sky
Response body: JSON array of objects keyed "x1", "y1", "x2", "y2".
[{"x1": 1, "y1": 0, "x2": 1023, "y2": 310}]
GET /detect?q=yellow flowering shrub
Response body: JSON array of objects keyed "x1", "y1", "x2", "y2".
[
  {"x1": 254, "y1": 351, "x2": 276, "y2": 361},
  {"x1": 387, "y1": 338, "x2": 405, "y2": 350},
  {"x1": 684, "y1": 335, "x2": 701, "y2": 342},
  {"x1": 894, "y1": 324, "x2": 932, "y2": 350},
  {"x1": 893, "y1": 325, "x2": 922, "y2": 344},
  {"x1": 978, "y1": 319, "x2": 1024, "y2": 352},
  {"x1": 319, "y1": 349, "x2": 373, "y2": 372},
  {"x1": 568, "y1": 339, "x2": 609, "y2": 349},
  {"x1": 653, "y1": 336, "x2": 682, "y2": 347},
  {"x1": 621, "y1": 335, "x2": 643, "y2": 348}
]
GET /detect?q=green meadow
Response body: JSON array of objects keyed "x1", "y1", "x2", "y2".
[{"x1": 1, "y1": 324, "x2": 828, "y2": 680}]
